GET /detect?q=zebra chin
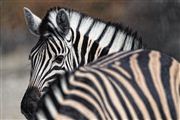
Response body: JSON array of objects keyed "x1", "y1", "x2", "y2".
[{"x1": 21, "y1": 87, "x2": 41, "y2": 120}]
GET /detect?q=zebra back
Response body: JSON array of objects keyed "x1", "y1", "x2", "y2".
[{"x1": 35, "y1": 49, "x2": 180, "y2": 120}]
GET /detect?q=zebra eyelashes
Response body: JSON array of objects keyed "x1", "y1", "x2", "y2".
[
  {"x1": 54, "y1": 55, "x2": 64, "y2": 63},
  {"x1": 56, "y1": 10, "x2": 70, "y2": 36}
]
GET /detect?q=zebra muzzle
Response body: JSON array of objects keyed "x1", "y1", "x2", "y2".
[{"x1": 21, "y1": 87, "x2": 41, "y2": 120}]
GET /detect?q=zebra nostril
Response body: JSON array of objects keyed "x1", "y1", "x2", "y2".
[{"x1": 21, "y1": 87, "x2": 41, "y2": 120}]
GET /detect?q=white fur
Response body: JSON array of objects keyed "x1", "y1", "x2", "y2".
[
  {"x1": 108, "y1": 31, "x2": 126, "y2": 53},
  {"x1": 53, "y1": 85, "x2": 63, "y2": 103},
  {"x1": 77, "y1": 34, "x2": 84, "y2": 63},
  {"x1": 88, "y1": 22, "x2": 106, "y2": 40},
  {"x1": 123, "y1": 35, "x2": 133, "y2": 50},
  {"x1": 98, "y1": 26, "x2": 115, "y2": 48},
  {"x1": 94, "y1": 26, "x2": 115, "y2": 58},
  {"x1": 79, "y1": 17, "x2": 94, "y2": 35},
  {"x1": 36, "y1": 110, "x2": 46, "y2": 120},
  {"x1": 69, "y1": 12, "x2": 81, "y2": 31},
  {"x1": 45, "y1": 95, "x2": 58, "y2": 119},
  {"x1": 84, "y1": 22, "x2": 106, "y2": 64},
  {"x1": 76, "y1": 17, "x2": 93, "y2": 63}
]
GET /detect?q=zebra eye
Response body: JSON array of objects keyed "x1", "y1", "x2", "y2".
[
  {"x1": 42, "y1": 87, "x2": 49, "y2": 93},
  {"x1": 48, "y1": 36, "x2": 53, "y2": 40},
  {"x1": 54, "y1": 55, "x2": 64, "y2": 63}
]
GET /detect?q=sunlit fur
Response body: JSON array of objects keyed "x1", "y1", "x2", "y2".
[
  {"x1": 28, "y1": 7, "x2": 143, "y2": 95},
  {"x1": 36, "y1": 49, "x2": 180, "y2": 120}
]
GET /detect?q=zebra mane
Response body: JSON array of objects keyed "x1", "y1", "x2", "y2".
[{"x1": 40, "y1": 7, "x2": 141, "y2": 40}]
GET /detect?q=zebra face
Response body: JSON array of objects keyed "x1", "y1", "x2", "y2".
[{"x1": 21, "y1": 7, "x2": 74, "y2": 119}]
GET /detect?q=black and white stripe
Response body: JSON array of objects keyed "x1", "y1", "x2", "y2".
[
  {"x1": 24, "y1": 7, "x2": 143, "y2": 94},
  {"x1": 21, "y1": 7, "x2": 143, "y2": 119},
  {"x1": 35, "y1": 49, "x2": 180, "y2": 120}
]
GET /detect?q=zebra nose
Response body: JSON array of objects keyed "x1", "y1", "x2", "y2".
[{"x1": 21, "y1": 87, "x2": 41, "y2": 120}]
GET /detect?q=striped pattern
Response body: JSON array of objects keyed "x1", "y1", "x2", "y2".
[
  {"x1": 35, "y1": 49, "x2": 180, "y2": 120},
  {"x1": 28, "y1": 7, "x2": 143, "y2": 93}
]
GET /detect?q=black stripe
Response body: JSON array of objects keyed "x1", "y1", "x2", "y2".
[
  {"x1": 73, "y1": 57, "x2": 77, "y2": 69},
  {"x1": 99, "y1": 47, "x2": 109, "y2": 58},
  {"x1": 137, "y1": 51, "x2": 166, "y2": 119},
  {"x1": 47, "y1": 20, "x2": 66, "y2": 54},
  {"x1": 79, "y1": 20, "x2": 95, "y2": 66},
  {"x1": 76, "y1": 15, "x2": 83, "y2": 31},
  {"x1": 48, "y1": 86, "x2": 61, "y2": 111},
  {"x1": 67, "y1": 52, "x2": 73, "y2": 70},
  {"x1": 73, "y1": 31, "x2": 80, "y2": 64},
  {"x1": 65, "y1": 59, "x2": 71, "y2": 70},
  {"x1": 58, "y1": 71, "x2": 103, "y2": 120},
  {"x1": 101, "y1": 67, "x2": 143, "y2": 119},
  {"x1": 160, "y1": 53, "x2": 177, "y2": 119},
  {"x1": 96, "y1": 24, "x2": 108, "y2": 42},
  {"x1": 87, "y1": 68, "x2": 122, "y2": 119},
  {"x1": 80, "y1": 36, "x2": 89, "y2": 66},
  {"x1": 85, "y1": 20, "x2": 95, "y2": 36},
  {"x1": 70, "y1": 28, "x2": 74, "y2": 43},
  {"x1": 32, "y1": 53, "x2": 38, "y2": 69},
  {"x1": 59, "y1": 105, "x2": 88, "y2": 120},
  {"x1": 47, "y1": 45, "x2": 52, "y2": 58},
  {"x1": 38, "y1": 99, "x2": 53, "y2": 120},
  {"x1": 64, "y1": 91, "x2": 101, "y2": 120},
  {"x1": 48, "y1": 42, "x2": 57, "y2": 55},
  {"x1": 130, "y1": 32, "x2": 137, "y2": 50},
  {"x1": 75, "y1": 70, "x2": 111, "y2": 120},
  {"x1": 73, "y1": 16, "x2": 83, "y2": 65},
  {"x1": 95, "y1": 50, "x2": 134, "y2": 66},
  {"x1": 30, "y1": 39, "x2": 44, "y2": 54},
  {"x1": 87, "y1": 42, "x2": 99, "y2": 63},
  {"x1": 38, "y1": 59, "x2": 51, "y2": 87},
  {"x1": 109, "y1": 77, "x2": 132, "y2": 120},
  {"x1": 99, "y1": 27, "x2": 118, "y2": 57},
  {"x1": 92, "y1": 68, "x2": 122, "y2": 119},
  {"x1": 71, "y1": 87, "x2": 103, "y2": 120},
  {"x1": 123, "y1": 52, "x2": 156, "y2": 119},
  {"x1": 67, "y1": 76, "x2": 103, "y2": 119},
  {"x1": 114, "y1": 55, "x2": 144, "y2": 119},
  {"x1": 51, "y1": 38, "x2": 61, "y2": 53},
  {"x1": 34, "y1": 53, "x2": 45, "y2": 82},
  {"x1": 120, "y1": 32, "x2": 128, "y2": 50}
]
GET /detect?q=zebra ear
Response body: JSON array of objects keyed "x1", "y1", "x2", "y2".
[
  {"x1": 23, "y1": 7, "x2": 41, "y2": 36},
  {"x1": 56, "y1": 10, "x2": 70, "y2": 36}
]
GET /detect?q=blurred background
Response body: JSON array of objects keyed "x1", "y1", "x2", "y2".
[{"x1": 1, "y1": 0, "x2": 180, "y2": 119}]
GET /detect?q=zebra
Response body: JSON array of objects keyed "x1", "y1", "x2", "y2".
[
  {"x1": 21, "y1": 7, "x2": 143, "y2": 119},
  {"x1": 35, "y1": 49, "x2": 180, "y2": 120}
]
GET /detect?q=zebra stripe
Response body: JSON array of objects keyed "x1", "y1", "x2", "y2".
[
  {"x1": 35, "y1": 49, "x2": 180, "y2": 120},
  {"x1": 21, "y1": 7, "x2": 143, "y2": 119},
  {"x1": 24, "y1": 7, "x2": 143, "y2": 93}
]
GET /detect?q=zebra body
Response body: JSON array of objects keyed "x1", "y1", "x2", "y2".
[
  {"x1": 21, "y1": 7, "x2": 143, "y2": 119},
  {"x1": 36, "y1": 49, "x2": 180, "y2": 120}
]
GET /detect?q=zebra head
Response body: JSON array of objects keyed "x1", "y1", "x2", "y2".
[
  {"x1": 21, "y1": 7, "x2": 75, "y2": 119},
  {"x1": 21, "y1": 7, "x2": 143, "y2": 119}
]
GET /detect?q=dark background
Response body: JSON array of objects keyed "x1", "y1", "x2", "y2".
[{"x1": 1, "y1": 0, "x2": 180, "y2": 119}]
